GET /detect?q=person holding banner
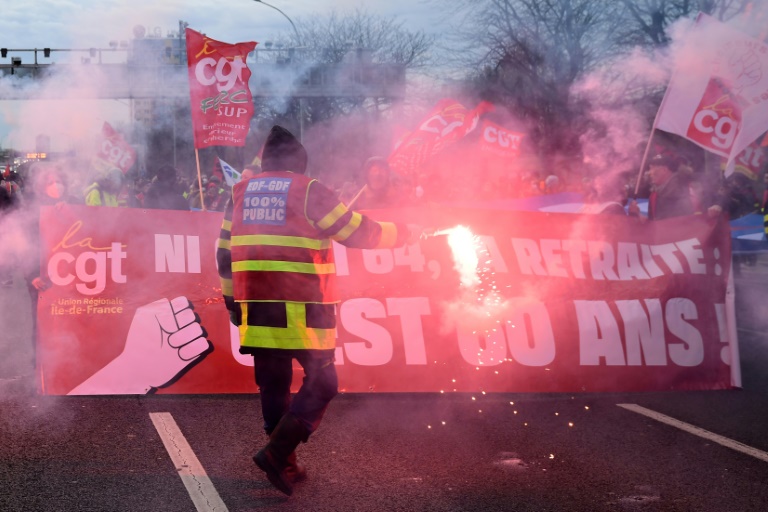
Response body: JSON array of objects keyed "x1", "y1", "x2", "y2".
[
  {"x1": 22, "y1": 163, "x2": 78, "y2": 359},
  {"x1": 144, "y1": 165, "x2": 188, "y2": 211},
  {"x1": 0, "y1": 178, "x2": 18, "y2": 288},
  {"x1": 578, "y1": 173, "x2": 630, "y2": 215},
  {"x1": 762, "y1": 172, "x2": 768, "y2": 240},
  {"x1": 217, "y1": 126, "x2": 414, "y2": 496},
  {"x1": 205, "y1": 177, "x2": 228, "y2": 211},
  {"x1": 341, "y1": 156, "x2": 404, "y2": 210},
  {"x1": 628, "y1": 154, "x2": 723, "y2": 220}
]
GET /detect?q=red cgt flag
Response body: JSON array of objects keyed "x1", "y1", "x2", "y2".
[
  {"x1": 93, "y1": 121, "x2": 136, "y2": 175},
  {"x1": 185, "y1": 28, "x2": 257, "y2": 149},
  {"x1": 388, "y1": 99, "x2": 494, "y2": 177},
  {"x1": 477, "y1": 119, "x2": 524, "y2": 158}
]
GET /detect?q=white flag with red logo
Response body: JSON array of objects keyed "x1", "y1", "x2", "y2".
[
  {"x1": 656, "y1": 13, "x2": 768, "y2": 173},
  {"x1": 185, "y1": 28, "x2": 257, "y2": 149}
]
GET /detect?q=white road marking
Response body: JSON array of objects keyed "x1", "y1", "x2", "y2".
[
  {"x1": 149, "y1": 412, "x2": 229, "y2": 512},
  {"x1": 617, "y1": 403, "x2": 768, "y2": 463},
  {"x1": 737, "y1": 327, "x2": 767, "y2": 336}
]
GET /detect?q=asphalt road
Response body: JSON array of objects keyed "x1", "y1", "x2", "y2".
[{"x1": 2, "y1": 260, "x2": 768, "y2": 512}]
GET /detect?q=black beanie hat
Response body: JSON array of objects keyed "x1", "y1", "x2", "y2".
[{"x1": 261, "y1": 125, "x2": 308, "y2": 174}]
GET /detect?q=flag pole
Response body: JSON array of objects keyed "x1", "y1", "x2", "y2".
[
  {"x1": 195, "y1": 148, "x2": 206, "y2": 211},
  {"x1": 633, "y1": 73, "x2": 678, "y2": 198},
  {"x1": 634, "y1": 12, "x2": 708, "y2": 198},
  {"x1": 346, "y1": 184, "x2": 367, "y2": 209},
  {"x1": 633, "y1": 129, "x2": 657, "y2": 198}
]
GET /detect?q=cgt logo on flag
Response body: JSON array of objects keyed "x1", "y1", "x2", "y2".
[
  {"x1": 96, "y1": 122, "x2": 136, "y2": 174},
  {"x1": 687, "y1": 78, "x2": 744, "y2": 154},
  {"x1": 185, "y1": 28, "x2": 256, "y2": 149},
  {"x1": 686, "y1": 40, "x2": 766, "y2": 155}
]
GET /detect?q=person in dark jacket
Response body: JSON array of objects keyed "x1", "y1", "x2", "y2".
[
  {"x1": 0, "y1": 184, "x2": 12, "y2": 211},
  {"x1": 762, "y1": 172, "x2": 768, "y2": 240},
  {"x1": 628, "y1": 154, "x2": 722, "y2": 220},
  {"x1": 22, "y1": 163, "x2": 79, "y2": 358},
  {"x1": 144, "y1": 165, "x2": 189, "y2": 211},
  {"x1": 217, "y1": 126, "x2": 415, "y2": 496},
  {"x1": 578, "y1": 173, "x2": 629, "y2": 215},
  {"x1": 341, "y1": 156, "x2": 404, "y2": 209},
  {"x1": 0, "y1": 183, "x2": 18, "y2": 287}
]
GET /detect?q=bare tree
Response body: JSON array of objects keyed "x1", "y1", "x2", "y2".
[
  {"x1": 292, "y1": 9, "x2": 433, "y2": 69},
  {"x1": 263, "y1": 9, "x2": 436, "y2": 125},
  {"x1": 616, "y1": 0, "x2": 751, "y2": 47},
  {"x1": 436, "y1": 0, "x2": 760, "y2": 172},
  {"x1": 247, "y1": 10, "x2": 434, "y2": 185},
  {"x1": 438, "y1": 0, "x2": 629, "y2": 160},
  {"x1": 248, "y1": 8, "x2": 434, "y2": 156}
]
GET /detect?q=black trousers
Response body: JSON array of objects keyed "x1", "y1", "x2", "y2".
[{"x1": 253, "y1": 350, "x2": 338, "y2": 437}]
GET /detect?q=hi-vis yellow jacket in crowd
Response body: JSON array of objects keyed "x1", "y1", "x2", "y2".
[
  {"x1": 83, "y1": 183, "x2": 119, "y2": 207},
  {"x1": 217, "y1": 170, "x2": 407, "y2": 352}
]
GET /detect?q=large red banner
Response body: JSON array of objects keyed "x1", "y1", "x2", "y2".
[
  {"x1": 185, "y1": 28, "x2": 257, "y2": 148},
  {"x1": 36, "y1": 205, "x2": 738, "y2": 395}
]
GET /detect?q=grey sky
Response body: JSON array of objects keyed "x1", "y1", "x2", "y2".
[{"x1": 0, "y1": 0, "x2": 438, "y2": 54}]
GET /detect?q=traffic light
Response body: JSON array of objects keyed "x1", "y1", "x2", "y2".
[
  {"x1": 1, "y1": 48, "x2": 7, "y2": 58},
  {"x1": 44, "y1": 48, "x2": 51, "y2": 58}
]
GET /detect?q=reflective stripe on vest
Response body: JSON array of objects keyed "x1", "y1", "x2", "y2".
[
  {"x1": 238, "y1": 302, "x2": 335, "y2": 350},
  {"x1": 232, "y1": 260, "x2": 335, "y2": 274},
  {"x1": 231, "y1": 234, "x2": 331, "y2": 250}
]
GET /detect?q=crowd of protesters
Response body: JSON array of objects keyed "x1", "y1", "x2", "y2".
[
  {"x1": 5, "y1": 160, "x2": 560, "y2": 216},
  {"x1": 330, "y1": 154, "x2": 764, "y2": 222},
  {"x1": 0, "y1": 159, "x2": 234, "y2": 215},
  {"x1": 1, "y1": 156, "x2": 589, "y2": 221},
  {"x1": 1, "y1": 148, "x2": 765, "y2": 222}
]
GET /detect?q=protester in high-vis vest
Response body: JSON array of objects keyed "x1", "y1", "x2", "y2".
[
  {"x1": 84, "y1": 168, "x2": 123, "y2": 207},
  {"x1": 217, "y1": 126, "x2": 414, "y2": 496}
]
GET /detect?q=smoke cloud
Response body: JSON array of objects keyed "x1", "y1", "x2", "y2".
[{"x1": 2, "y1": 2, "x2": 761, "y2": 398}]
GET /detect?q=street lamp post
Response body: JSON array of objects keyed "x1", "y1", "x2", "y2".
[
  {"x1": 252, "y1": 0, "x2": 301, "y2": 45},
  {"x1": 251, "y1": 0, "x2": 305, "y2": 143}
]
